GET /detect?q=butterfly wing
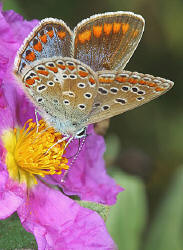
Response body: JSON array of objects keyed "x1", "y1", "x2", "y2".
[
  {"x1": 16, "y1": 57, "x2": 98, "y2": 131},
  {"x1": 14, "y1": 18, "x2": 73, "y2": 74},
  {"x1": 74, "y1": 11, "x2": 144, "y2": 71},
  {"x1": 14, "y1": 18, "x2": 100, "y2": 135},
  {"x1": 86, "y1": 70, "x2": 174, "y2": 124}
]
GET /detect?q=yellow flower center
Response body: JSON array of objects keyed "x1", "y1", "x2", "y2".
[{"x1": 1, "y1": 119, "x2": 69, "y2": 187}]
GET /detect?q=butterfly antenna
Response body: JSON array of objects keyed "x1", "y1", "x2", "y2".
[{"x1": 61, "y1": 135, "x2": 87, "y2": 183}]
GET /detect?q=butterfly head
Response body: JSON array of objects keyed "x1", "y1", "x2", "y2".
[{"x1": 48, "y1": 116, "x2": 87, "y2": 139}]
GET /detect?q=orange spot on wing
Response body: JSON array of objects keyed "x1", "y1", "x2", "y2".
[
  {"x1": 78, "y1": 71, "x2": 88, "y2": 77},
  {"x1": 40, "y1": 34, "x2": 47, "y2": 43},
  {"x1": 128, "y1": 78, "x2": 138, "y2": 84},
  {"x1": 37, "y1": 70, "x2": 49, "y2": 76},
  {"x1": 26, "y1": 51, "x2": 36, "y2": 62},
  {"x1": 99, "y1": 77, "x2": 113, "y2": 83},
  {"x1": 115, "y1": 76, "x2": 128, "y2": 83},
  {"x1": 26, "y1": 79, "x2": 35, "y2": 85},
  {"x1": 113, "y1": 23, "x2": 121, "y2": 33},
  {"x1": 25, "y1": 77, "x2": 40, "y2": 86},
  {"x1": 33, "y1": 41, "x2": 42, "y2": 52},
  {"x1": 78, "y1": 30, "x2": 91, "y2": 43},
  {"x1": 47, "y1": 30, "x2": 54, "y2": 38},
  {"x1": 147, "y1": 82, "x2": 158, "y2": 87},
  {"x1": 34, "y1": 76, "x2": 40, "y2": 81},
  {"x1": 93, "y1": 25, "x2": 102, "y2": 38},
  {"x1": 122, "y1": 23, "x2": 130, "y2": 34},
  {"x1": 89, "y1": 77, "x2": 95, "y2": 85},
  {"x1": 58, "y1": 65, "x2": 66, "y2": 70},
  {"x1": 155, "y1": 87, "x2": 165, "y2": 92},
  {"x1": 132, "y1": 29, "x2": 139, "y2": 38},
  {"x1": 46, "y1": 66, "x2": 58, "y2": 73},
  {"x1": 68, "y1": 66, "x2": 75, "y2": 71},
  {"x1": 139, "y1": 80, "x2": 146, "y2": 85},
  {"x1": 57, "y1": 31, "x2": 66, "y2": 39},
  {"x1": 104, "y1": 23, "x2": 112, "y2": 35}
]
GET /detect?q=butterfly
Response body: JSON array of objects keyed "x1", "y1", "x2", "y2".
[{"x1": 14, "y1": 11, "x2": 174, "y2": 142}]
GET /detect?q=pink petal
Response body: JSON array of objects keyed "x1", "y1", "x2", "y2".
[
  {"x1": 18, "y1": 181, "x2": 116, "y2": 250},
  {"x1": 0, "y1": 169, "x2": 23, "y2": 219},
  {"x1": 52, "y1": 126, "x2": 123, "y2": 205}
]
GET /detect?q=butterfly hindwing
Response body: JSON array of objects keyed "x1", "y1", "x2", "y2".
[
  {"x1": 14, "y1": 18, "x2": 73, "y2": 74},
  {"x1": 86, "y1": 70, "x2": 174, "y2": 124},
  {"x1": 20, "y1": 57, "x2": 98, "y2": 125},
  {"x1": 74, "y1": 12, "x2": 144, "y2": 71}
]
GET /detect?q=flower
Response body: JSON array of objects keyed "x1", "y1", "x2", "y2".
[
  {"x1": 2, "y1": 119, "x2": 69, "y2": 187},
  {"x1": 56, "y1": 127, "x2": 123, "y2": 205},
  {"x1": 0, "y1": 3, "x2": 122, "y2": 205},
  {"x1": 0, "y1": 4, "x2": 122, "y2": 249},
  {"x1": 0, "y1": 79, "x2": 116, "y2": 249}
]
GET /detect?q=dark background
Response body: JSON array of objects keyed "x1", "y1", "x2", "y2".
[{"x1": 1, "y1": 0, "x2": 183, "y2": 249}]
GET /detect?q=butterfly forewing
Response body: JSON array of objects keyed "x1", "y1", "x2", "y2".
[
  {"x1": 86, "y1": 70, "x2": 174, "y2": 124},
  {"x1": 74, "y1": 12, "x2": 144, "y2": 71},
  {"x1": 14, "y1": 18, "x2": 73, "y2": 74}
]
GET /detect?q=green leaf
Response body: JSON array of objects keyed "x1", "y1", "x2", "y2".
[
  {"x1": 104, "y1": 134, "x2": 121, "y2": 166},
  {"x1": 106, "y1": 169, "x2": 147, "y2": 250},
  {"x1": 3, "y1": 0, "x2": 23, "y2": 14},
  {"x1": 77, "y1": 200, "x2": 110, "y2": 222},
  {"x1": 0, "y1": 213, "x2": 37, "y2": 249},
  {"x1": 144, "y1": 166, "x2": 183, "y2": 250}
]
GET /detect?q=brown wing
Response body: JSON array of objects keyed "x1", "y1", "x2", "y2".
[
  {"x1": 18, "y1": 57, "x2": 98, "y2": 124},
  {"x1": 73, "y1": 11, "x2": 144, "y2": 71},
  {"x1": 14, "y1": 18, "x2": 73, "y2": 74},
  {"x1": 86, "y1": 70, "x2": 174, "y2": 124}
]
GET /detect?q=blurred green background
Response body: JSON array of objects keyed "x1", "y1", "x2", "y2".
[{"x1": 1, "y1": 0, "x2": 183, "y2": 249}]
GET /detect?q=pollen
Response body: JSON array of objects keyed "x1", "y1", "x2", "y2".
[{"x1": 1, "y1": 119, "x2": 69, "y2": 187}]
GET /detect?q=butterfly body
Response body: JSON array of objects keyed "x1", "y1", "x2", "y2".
[{"x1": 14, "y1": 12, "x2": 174, "y2": 138}]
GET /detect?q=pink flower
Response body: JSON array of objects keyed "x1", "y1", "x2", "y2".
[
  {"x1": 0, "y1": 4, "x2": 122, "y2": 249},
  {"x1": 0, "y1": 161, "x2": 116, "y2": 249},
  {"x1": 0, "y1": 73, "x2": 117, "y2": 249}
]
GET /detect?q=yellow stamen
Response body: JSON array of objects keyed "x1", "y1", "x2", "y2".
[{"x1": 1, "y1": 119, "x2": 69, "y2": 187}]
